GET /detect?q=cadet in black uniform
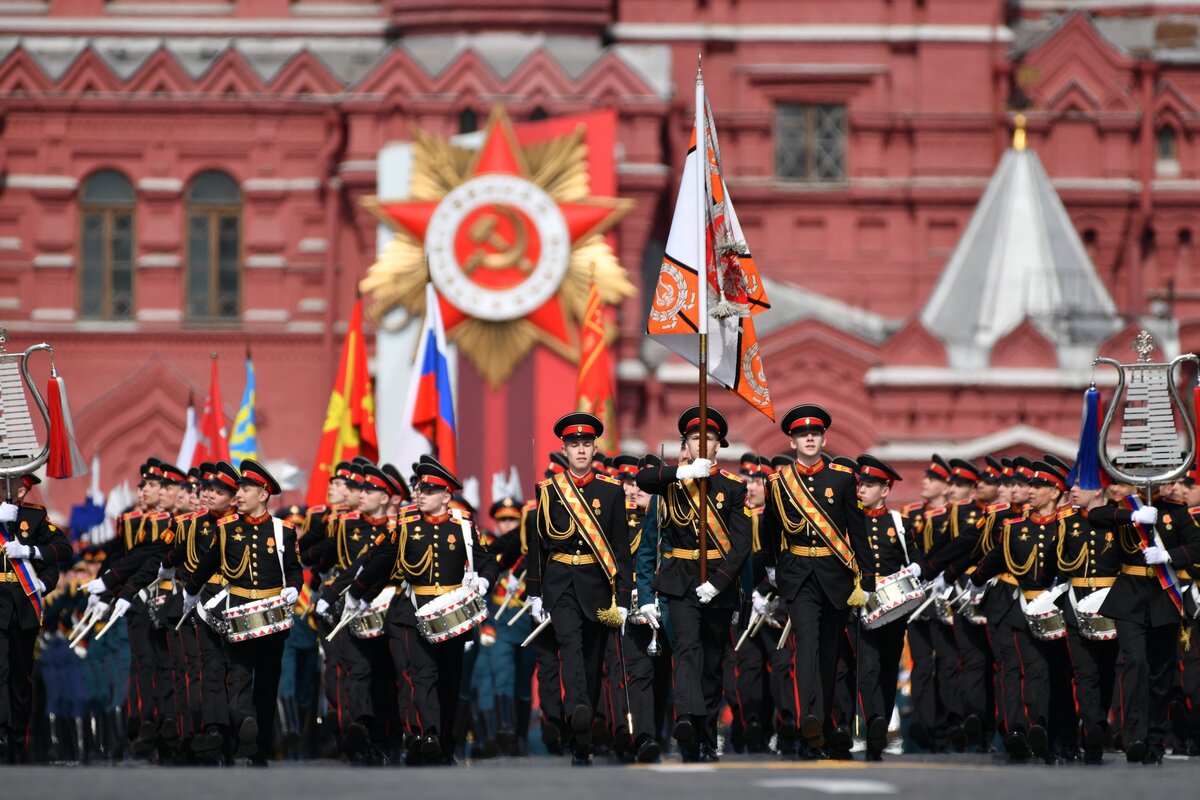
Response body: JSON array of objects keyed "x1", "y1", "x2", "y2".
[
  {"x1": 849, "y1": 455, "x2": 912, "y2": 761},
  {"x1": 637, "y1": 407, "x2": 752, "y2": 762},
  {"x1": 183, "y1": 460, "x2": 302, "y2": 765},
  {"x1": 1099, "y1": 480, "x2": 1199, "y2": 763},
  {"x1": 1, "y1": 473, "x2": 71, "y2": 762},
  {"x1": 760, "y1": 404, "x2": 870, "y2": 758},
  {"x1": 526, "y1": 412, "x2": 633, "y2": 766},
  {"x1": 355, "y1": 457, "x2": 496, "y2": 763}
]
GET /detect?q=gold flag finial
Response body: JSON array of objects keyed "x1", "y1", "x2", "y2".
[{"x1": 1013, "y1": 113, "x2": 1027, "y2": 152}]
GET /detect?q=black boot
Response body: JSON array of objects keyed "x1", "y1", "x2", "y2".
[
  {"x1": 278, "y1": 698, "x2": 301, "y2": 759},
  {"x1": 46, "y1": 713, "x2": 64, "y2": 763},
  {"x1": 451, "y1": 701, "x2": 471, "y2": 761},
  {"x1": 109, "y1": 708, "x2": 127, "y2": 763},
  {"x1": 514, "y1": 698, "x2": 531, "y2": 756},
  {"x1": 73, "y1": 717, "x2": 89, "y2": 765},
  {"x1": 471, "y1": 708, "x2": 498, "y2": 760},
  {"x1": 494, "y1": 695, "x2": 516, "y2": 756}
]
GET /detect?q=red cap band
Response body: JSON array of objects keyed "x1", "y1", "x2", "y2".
[
  {"x1": 420, "y1": 475, "x2": 451, "y2": 488},
  {"x1": 685, "y1": 418, "x2": 721, "y2": 433},
  {"x1": 242, "y1": 469, "x2": 272, "y2": 491},
  {"x1": 927, "y1": 463, "x2": 950, "y2": 480},
  {"x1": 617, "y1": 465, "x2": 639, "y2": 475},
  {"x1": 363, "y1": 474, "x2": 391, "y2": 492},
  {"x1": 1032, "y1": 470, "x2": 1065, "y2": 491},
  {"x1": 787, "y1": 417, "x2": 824, "y2": 433},
  {"x1": 563, "y1": 424, "x2": 596, "y2": 437},
  {"x1": 859, "y1": 465, "x2": 894, "y2": 483},
  {"x1": 951, "y1": 466, "x2": 978, "y2": 481}
]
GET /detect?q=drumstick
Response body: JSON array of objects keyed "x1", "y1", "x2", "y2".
[
  {"x1": 504, "y1": 604, "x2": 532, "y2": 628},
  {"x1": 94, "y1": 604, "x2": 128, "y2": 641},
  {"x1": 494, "y1": 569, "x2": 527, "y2": 621},
  {"x1": 775, "y1": 618, "x2": 792, "y2": 650},
  {"x1": 520, "y1": 616, "x2": 553, "y2": 648},
  {"x1": 325, "y1": 606, "x2": 360, "y2": 641}
]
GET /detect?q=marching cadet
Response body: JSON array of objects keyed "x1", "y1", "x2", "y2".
[
  {"x1": 321, "y1": 463, "x2": 398, "y2": 763},
  {"x1": 1178, "y1": 473, "x2": 1200, "y2": 756},
  {"x1": 169, "y1": 462, "x2": 237, "y2": 759},
  {"x1": 902, "y1": 455, "x2": 949, "y2": 752},
  {"x1": 760, "y1": 405, "x2": 870, "y2": 759},
  {"x1": 347, "y1": 455, "x2": 496, "y2": 765},
  {"x1": 182, "y1": 460, "x2": 302, "y2": 766},
  {"x1": 846, "y1": 456, "x2": 912, "y2": 761},
  {"x1": 734, "y1": 455, "x2": 797, "y2": 756},
  {"x1": 526, "y1": 413, "x2": 633, "y2": 766},
  {"x1": 1058, "y1": 461, "x2": 1123, "y2": 765},
  {"x1": 84, "y1": 459, "x2": 179, "y2": 758},
  {"x1": 1099, "y1": 476, "x2": 1199, "y2": 764},
  {"x1": 636, "y1": 407, "x2": 751, "y2": 763},
  {"x1": 969, "y1": 461, "x2": 1076, "y2": 763},
  {"x1": 1, "y1": 473, "x2": 71, "y2": 763},
  {"x1": 607, "y1": 453, "x2": 661, "y2": 763}
]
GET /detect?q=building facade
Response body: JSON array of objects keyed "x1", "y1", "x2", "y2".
[{"x1": 3, "y1": 0, "x2": 1199, "y2": 513}]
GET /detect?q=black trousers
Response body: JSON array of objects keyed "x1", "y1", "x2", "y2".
[
  {"x1": 534, "y1": 624, "x2": 563, "y2": 730},
  {"x1": 666, "y1": 596, "x2": 732, "y2": 745},
  {"x1": 548, "y1": 588, "x2": 608, "y2": 722},
  {"x1": 736, "y1": 622, "x2": 795, "y2": 733},
  {"x1": 1009, "y1": 622, "x2": 1073, "y2": 742},
  {"x1": 226, "y1": 630, "x2": 287, "y2": 760},
  {"x1": 1064, "y1": 621, "x2": 1117, "y2": 740},
  {"x1": 786, "y1": 577, "x2": 848, "y2": 739},
  {"x1": 954, "y1": 618, "x2": 994, "y2": 733},
  {"x1": 406, "y1": 626, "x2": 465, "y2": 755},
  {"x1": 386, "y1": 627, "x2": 419, "y2": 735},
  {"x1": 857, "y1": 616, "x2": 907, "y2": 726},
  {"x1": 0, "y1": 606, "x2": 37, "y2": 736},
  {"x1": 147, "y1": 624, "x2": 176, "y2": 726},
  {"x1": 987, "y1": 617, "x2": 1019, "y2": 737},
  {"x1": 163, "y1": 624, "x2": 190, "y2": 731},
  {"x1": 315, "y1": 616, "x2": 348, "y2": 736},
  {"x1": 608, "y1": 624, "x2": 657, "y2": 746},
  {"x1": 196, "y1": 616, "x2": 229, "y2": 730},
  {"x1": 177, "y1": 623, "x2": 203, "y2": 736},
  {"x1": 907, "y1": 618, "x2": 961, "y2": 743},
  {"x1": 1114, "y1": 615, "x2": 1180, "y2": 755},
  {"x1": 125, "y1": 606, "x2": 158, "y2": 725},
  {"x1": 342, "y1": 633, "x2": 389, "y2": 729}
]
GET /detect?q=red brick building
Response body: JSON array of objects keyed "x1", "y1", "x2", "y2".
[{"x1": 3, "y1": 1, "x2": 1199, "y2": 514}]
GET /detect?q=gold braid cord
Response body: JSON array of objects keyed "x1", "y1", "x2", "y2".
[{"x1": 539, "y1": 485, "x2": 621, "y2": 626}]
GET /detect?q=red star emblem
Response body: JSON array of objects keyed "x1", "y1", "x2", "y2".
[{"x1": 370, "y1": 109, "x2": 631, "y2": 370}]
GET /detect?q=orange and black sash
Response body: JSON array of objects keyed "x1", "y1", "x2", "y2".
[
  {"x1": 678, "y1": 479, "x2": 732, "y2": 557},
  {"x1": 777, "y1": 465, "x2": 858, "y2": 571},
  {"x1": 549, "y1": 473, "x2": 618, "y2": 581}
]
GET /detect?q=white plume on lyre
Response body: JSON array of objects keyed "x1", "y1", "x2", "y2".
[{"x1": 490, "y1": 466, "x2": 523, "y2": 504}]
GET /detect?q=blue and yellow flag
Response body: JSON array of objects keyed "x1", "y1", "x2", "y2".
[{"x1": 229, "y1": 355, "x2": 260, "y2": 464}]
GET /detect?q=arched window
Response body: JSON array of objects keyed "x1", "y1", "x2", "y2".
[
  {"x1": 186, "y1": 170, "x2": 241, "y2": 321},
  {"x1": 1157, "y1": 125, "x2": 1180, "y2": 177},
  {"x1": 458, "y1": 108, "x2": 478, "y2": 134},
  {"x1": 79, "y1": 169, "x2": 135, "y2": 320}
]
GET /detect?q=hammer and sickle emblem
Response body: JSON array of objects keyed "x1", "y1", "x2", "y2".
[{"x1": 462, "y1": 206, "x2": 533, "y2": 274}]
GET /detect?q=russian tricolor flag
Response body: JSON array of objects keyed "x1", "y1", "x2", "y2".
[{"x1": 403, "y1": 282, "x2": 457, "y2": 474}]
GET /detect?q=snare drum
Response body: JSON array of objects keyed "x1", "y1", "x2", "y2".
[
  {"x1": 1026, "y1": 607, "x2": 1067, "y2": 641},
  {"x1": 416, "y1": 587, "x2": 487, "y2": 644},
  {"x1": 350, "y1": 586, "x2": 396, "y2": 640},
  {"x1": 1077, "y1": 611, "x2": 1117, "y2": 641},
  {"x1": 223, "y1": 594, "x2": 294, "y2": 643},
  {"x1": 862, "y1": 567, "x2": 925, "y2": 630}
]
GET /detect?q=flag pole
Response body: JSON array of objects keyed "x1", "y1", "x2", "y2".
[{"x1": 695, "y1": 55, "x2": 710, "y2": 585}]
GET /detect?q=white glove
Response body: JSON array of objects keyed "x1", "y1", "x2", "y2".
[
  {"x1": 86, "y1": 593, "x2": 103, "y2": 612},
  {"x1": 94, "y1": 600, "x2": 111, "y2": 617},
  {"x1": 34, "y1": 577, "x2": 46, "y2": 594},
  {"x1": 639, "y1": 603, "x2": 660, "y2": 630},
  {"x1": 618, "y1": 606, "x2": 629, "y2": 626},
  {"x1": 966, "y1": 581, "x2": 986, "y2": 601},
  {"x1": 695, "y1": 581, "x2": 719, "y2": 604},
  {"x1": 752, "y1": 591, "x2": 770, "y2": 617},
  {"x1": 281, "y1": 586, "x2": 299, "y2": 605},
  {"x1": 344, "y1": 595, "x2": 363, "y2": 614},
  {"x1": 929, "y1": 573, "x2": 947, "y2": 596},
  {"x1": 157, "y1": 566, "x2": 175, "y2": 582},
  {"x1": 528, "y1": 596, "x2": 547, "y2": 623},
  {"x1": 316, "y1": 598, "x2": 331, "y2": 617},
  {"x1": 85, "y1": 578, "x2": 108, "y2": 596},
  {"x1": 464, "y1": 640, "x2": 475, "y2": 652},
  {"x1": 112, "y1": 598, "x2": 131, "y2": 618},
  {"x1": 765, "y1": 567, "x2": 777, "y2": 588},
  {"x1": 506, "y1": 574, "x2": 521, "y2": 595},
  {"x1": 480, "y1": 628, "x2": 496, "y2": 646},
  {"x1": 470, "y1": 575, "x2": 490, "y2": 596},
  {"x1": 908, "y1": 562, "x2": 922, "y2": 580},
  {"x1": 676, "y1": 458, "x2": 714, "y2": 481},
  {"x1": 181, "y1": 591, "x2": 199, "y2": 615},
  {"x1": 4, "y1": 541, "x2": 34, "y2": 560},
  {"x1": 1132, "y1": 506, "x2": 1158, "y2": 525},
  {"x1": 0, "y1": 502, "x2": 18, "y2": 523},
  {"x1": 1144, "y1": 546, "x2": 1172, "y2": 566}
]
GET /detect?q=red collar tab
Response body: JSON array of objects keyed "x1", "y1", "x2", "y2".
[
  {"x1": 570, "y1": 470, "x2": 595, "y2": 487},
  {"x1": 864, "y1": 506, "x2": 889, "y2": 518},
  {"x1": 794, "y1": 460, "x2": 825, "y2": 476},
  {"x1": 244, "y1": 512, "x2": 271, "y2": 525},
  {"x1": 423, "y1": 512, "x2": 450, "y2": 525}
]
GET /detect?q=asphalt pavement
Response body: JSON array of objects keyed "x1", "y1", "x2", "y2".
[{"x1": 8, "y1": 753, "x2": 1198, "y2": 800}]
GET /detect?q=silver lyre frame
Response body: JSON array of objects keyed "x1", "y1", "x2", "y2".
[
  {"x1": 1094, "y1": 349, "x2": 1199, "y2": 489},
  {"x1": 0, "y1": 329, "x2": 54, "y2": 500}
]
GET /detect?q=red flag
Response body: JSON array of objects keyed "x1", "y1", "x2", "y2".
[
  {"x1": 576, "y1": 282, "x2": 619, "y2": 453},
  {"x1": 305, "y1": 299, "x2": 378, "y2": 505},
  {"x1": 647, "y1": 77, "x2": 774, "y2": 420},
  {"x1": 193, "y1": 356, "x2": 230, "y2": 466}
]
